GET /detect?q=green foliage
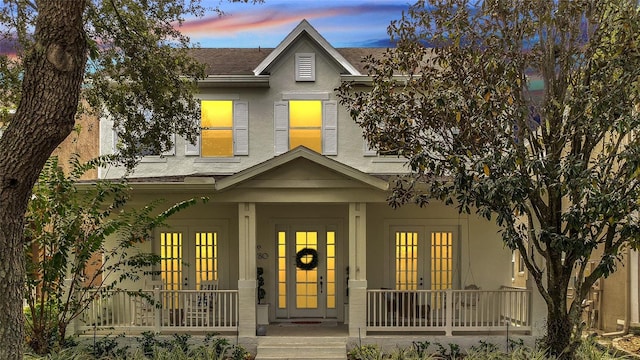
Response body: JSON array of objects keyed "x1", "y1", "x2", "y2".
[
  {"x1": 24, "y1": 156, "x2": 204, "y2": 354},
  {"x1": 25, "y1": 333, "x2": 252, "y2": 359},
  {"x1": 348, "y1": 344, "x2": 384, "y2": 360},
  {"x1": 434, "y1": 343, "x2": 462, "y2": 360},
  {"x1": 88, "y1": 334, "x2": 129, "y2": 358},
  {"x1": 337, "y1": 1, "x2": 640, "y2": 358},
  {"x1": 133, "y1": 332, "x2": 249, "y2": 360}
]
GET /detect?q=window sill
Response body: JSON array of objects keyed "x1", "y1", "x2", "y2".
[
  {"x1": 193, "y1": 157, "x2": 241, "y2": 163},
  {"x1": 140, "y1": 157, "x2": 169, "y2": 163},
  {"x1": 371, "y1": 157, "x2": 407, "y2": 163}
]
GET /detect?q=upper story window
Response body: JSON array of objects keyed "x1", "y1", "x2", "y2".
[
  {"x1": 274, "y1": 98, "x2": 337, "y2": 155},
  {"x1": 112, "y1": 110, "x2": 175, "y2": 159},
  {"x1": 201, "y1": 100, "x2": 233, "y2": 157},
  {"x1": 290, "y1": 100, "x2": 322, "y2": 152},
  {"x1": 185, "y1": 99, "x2": 248, "y2": 157}
]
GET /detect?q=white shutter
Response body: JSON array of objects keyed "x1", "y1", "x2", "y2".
[
  {"x1": 233, "y1": 101, "x2": 249, "y2": 155},
  {"x1": 185, "y1": 133, "x2": 200, "y2": 156},
  {"x1": 112, "y1": 129, "x2": 119, "y2": 154},
  {"x1": 162, "y1": 133, "x2": 176, "y2": 156},
  {"x1": 322, "y1": 100, "x2": 338, "y2": 155},
  {"x1": 295, "y1": 53, "x2": 315, "y2": 81},
  {"x1": 274, "y1": 101, "x2": 289, "y2": 155}
]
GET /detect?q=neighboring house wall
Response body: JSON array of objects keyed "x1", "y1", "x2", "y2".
[{"x1": 52, "y1": 109, "x2": 100, "y2": 180}]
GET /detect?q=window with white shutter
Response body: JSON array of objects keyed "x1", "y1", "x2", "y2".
[
  {"x1": 273, "y1": 99, "x2": 337, "y2": 155},
  {"x1": 295, "y1": 53, "x2": 315, "y2": 82},
  {"x1": 196, "y1": 100, "x2": 249, "y2": 157},
  {"x1": 112, "y1": 110, "x2": 175, "y2": 157}
]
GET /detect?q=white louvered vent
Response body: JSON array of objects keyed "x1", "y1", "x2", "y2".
[{"x1": 295, "y1": 53, "x2": 315, "y2": 81}]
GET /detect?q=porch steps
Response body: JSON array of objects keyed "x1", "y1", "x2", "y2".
[{"x1": 256, "y1": 336, "x2": 347, "y2": 360}]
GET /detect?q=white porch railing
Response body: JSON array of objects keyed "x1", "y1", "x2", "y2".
[
  {"x1": 78, "y1": 288, "x2": 239, "y2": 333},
  {"x1": 366, "y1": 288, "x2": 531, "y2": 335}
]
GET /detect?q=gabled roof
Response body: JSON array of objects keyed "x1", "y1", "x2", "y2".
[
  {"x1": 215, "y1": 146, "x2": 389, "y2": 191},
  {"x1": 192, "y1": 47, "x2": 387, "y2": 76},
  {"x1": 252, "y1": 19, "x2": 361, "y2": 76}
]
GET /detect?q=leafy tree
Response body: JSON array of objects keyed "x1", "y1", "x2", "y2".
[
  {"x1": 337, "y1": 0, "x2": 640, "y2": 358},
  {"x1": 24, "y1": 155, "x2": 204, "y2": 354},
  {"x1": 0, "y1": 1, "x2": 259, "y2": 358}
]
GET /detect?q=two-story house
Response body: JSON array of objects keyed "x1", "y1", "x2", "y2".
[{"x1": 89, "y1": 19, "x2": 538, "y2": 351}]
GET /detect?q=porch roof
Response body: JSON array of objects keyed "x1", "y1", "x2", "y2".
[{"x1": 214, "y1": 146, "x2": 390, "y2": 191}]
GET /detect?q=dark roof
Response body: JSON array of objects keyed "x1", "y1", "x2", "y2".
[
  {"x1": 337, "y1": 48, "x2": 390, "y2": 74},
  {"x1": 191, "y1": 47, "x2": 391, "y2": 76},
  {"x1": 190, "y1": 48, "x2": 274, "y2": 75}
]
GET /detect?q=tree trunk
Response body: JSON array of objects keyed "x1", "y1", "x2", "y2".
[
  {"x1": 544, "y1": 265, "x2": 582, "y2": 359},
  {"x1": 546, "y1": 306, "x2": 575, "y2": 359},
  {"x1": 0, "y1": 2, "x2": 87, "y2": 358}
]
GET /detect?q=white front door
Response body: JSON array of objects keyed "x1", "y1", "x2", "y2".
[{"x1": 275, "y1": 224, "x2": 339, "y2": 319}]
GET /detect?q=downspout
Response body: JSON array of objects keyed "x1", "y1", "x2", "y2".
[{"x1": 602, "y1": 248, "x2": 631, "y2": 337}]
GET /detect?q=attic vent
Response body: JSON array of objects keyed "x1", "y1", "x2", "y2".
[{"x1": 295, "y1": 53, "x2": 315, "y2": 81}]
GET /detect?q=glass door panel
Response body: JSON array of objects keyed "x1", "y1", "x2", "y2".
[{"x1": 276, "y1": 224, "x2": 339, "y2": 319}]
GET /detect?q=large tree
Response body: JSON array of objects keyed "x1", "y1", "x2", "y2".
[
  {"x1": 0, "y1": 1, "x2": 257, "y2": 358},
  {"x1": 338, "y1": 0, "x2": 640, "y2": 358}
]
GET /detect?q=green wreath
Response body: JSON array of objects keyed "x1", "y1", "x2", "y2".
[{"x1": 295, "y1": 248, "x2": 318, "y2": 270}]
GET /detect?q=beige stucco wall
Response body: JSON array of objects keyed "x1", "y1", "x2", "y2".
[{"x1": 99, "y1": 37, "x2": 408, "y2": 180}]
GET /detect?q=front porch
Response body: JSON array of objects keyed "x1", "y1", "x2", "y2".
[
  {"x1": 77, "y1": 287, "x2": 531, "y2": 337},
  {"x1": 80, "y1": 149, "x2": 539, "y2": 345}
]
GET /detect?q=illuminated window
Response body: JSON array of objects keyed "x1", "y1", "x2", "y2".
[
  {"x1": 201, "y1": 101, "x2": 233, "y2": 157},
  {"x1": 274, "y1": 99, "x2": 337, "y2": 155},
  {"x1": 277, "y1": 231, "x2": 287, "y2": 309},
  {"x1": 160, "y1": 232, "x2": 183, "y2": 291},
  {"x1": 326, "y1": 231, "x2": 336, "y2": 309},
  {"x1": 195, "y1": 232, "x2": 217, "y2": 288},
  {"x1": 296, "y1": 231, "x2": 318, "y2": 309},
  {"x1": 160, "y1": 230, "x2": 218, "y2": 290},
  {"x1": 395, "y1": 231, "x2": 419, "y2": 290},
  {"x1": 431, "y1": 232, "x2": 453, "y2": 290},
  {"x1": 290, "y1": 100, "x2": 322, "y2": 152},
  {"x1": 189, "y1": 100, "x2": 248, "y2": 157}
]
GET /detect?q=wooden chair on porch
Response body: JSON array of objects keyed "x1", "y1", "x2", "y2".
[
  {"x1": 386, "y1": 291, "x2": 431, "y2": 324},
  {"x1": 183, "y1": 280, "x2": 218, "y2": 327},
  {"x1": 132, "y1": 280, "x2": 164, "y2": 326}
]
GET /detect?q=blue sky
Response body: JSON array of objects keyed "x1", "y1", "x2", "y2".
[{"x1": 181, "y1": 0, "x2": 411, "y2": 48}]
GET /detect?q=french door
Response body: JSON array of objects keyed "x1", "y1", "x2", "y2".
[
  {"x1": 275, "y1": 224, "x2": 338, "y2": 319},
  {"x1": 159, "y1": 227, "x2": 221, "y2": 291},
  {"x1": 391, "y1": 226, "x2": 457, "y2": 291}
]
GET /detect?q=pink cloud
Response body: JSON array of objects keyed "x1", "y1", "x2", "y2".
[{"x1": 178, "y1": 7, "x2": 351, "y2": 38}]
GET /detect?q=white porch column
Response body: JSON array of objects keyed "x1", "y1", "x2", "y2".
[
  {"x1": 348, "y1": 202, "x2": 367, "y2": 337},
  {"x1": 238, "y1": 202, "x2": 257, "y2": 337}
]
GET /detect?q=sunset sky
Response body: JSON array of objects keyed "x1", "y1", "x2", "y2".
[{"x1": 182, "y1": 0, "x2": 411, "y2": 48}]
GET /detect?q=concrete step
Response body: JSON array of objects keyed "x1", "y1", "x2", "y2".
[{"x1": 256, "y1": 337, "x2": 347, "y2": 360}]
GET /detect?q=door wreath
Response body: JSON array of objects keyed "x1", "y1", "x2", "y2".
[{"x1": 295, "y1": 248, "x2": 318, "y2": 270}]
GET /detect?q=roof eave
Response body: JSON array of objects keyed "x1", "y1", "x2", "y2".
[
  {"x1": 215, "y1": 147, "x2": 389, "y2": 191},
  {"x1": 198, "y1": 75, "x2": 270, "y2": 88}
]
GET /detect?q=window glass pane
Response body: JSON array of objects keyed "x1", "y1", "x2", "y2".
[
  {"x1": 395, "y1": 231, "x2": 418, "y2": 290},
  {"x1": 290, "y1": 129, "x2": 321, "y2": 152},
  {"x1": 290, "y1": 100, "x2": 322, "y2": 152},
  {"x1": 431, "y1": 232, "x2": 453, "y2": 290},
  {"x1": 289, "y1": 100, "x2": 321, "y2": 127},
  {"x1": 202, "y1": 129, "x2": 233, "y2": 157},
  {"x1": 201, "y1": 100, "x2": 233, "y2": 128}
]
